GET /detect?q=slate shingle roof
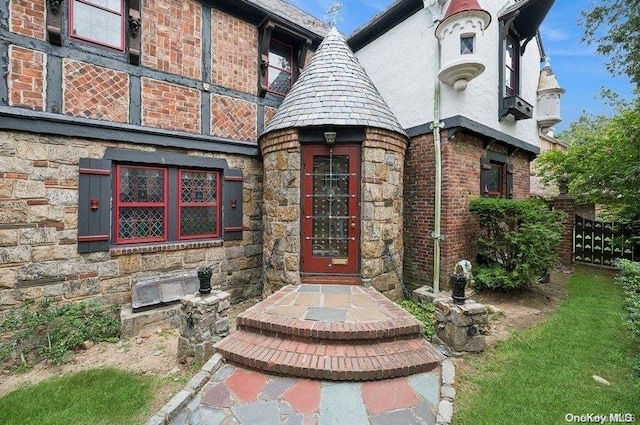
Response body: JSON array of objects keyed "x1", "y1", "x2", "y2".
[
  {"x1": 247, "y1": 0, "x2": 330, "y2": 37},
  {"x1": 262, "y1": 28, "x2": 406, "y2": 137}
]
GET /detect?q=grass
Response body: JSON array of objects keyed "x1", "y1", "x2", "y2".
[
  {"x1": 454, "y1": 267, "x2": 640, "y2": 425},
  {"x1": 0, "y1": 368, "x2": 157, "y2": 425}
]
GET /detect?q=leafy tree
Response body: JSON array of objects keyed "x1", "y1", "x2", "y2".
[
  {"x1": 538, "y1": 103, "x2": 640, "y2": 223},
  {"x1": 581, "y1": 0, "x2": 640, "y2": 87}
]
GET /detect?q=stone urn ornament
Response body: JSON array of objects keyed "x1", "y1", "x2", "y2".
[{"x1": 197, "y1": 266, "x2": 213, "y2": 295}]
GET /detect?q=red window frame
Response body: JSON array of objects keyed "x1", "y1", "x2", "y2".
[
  {"x1": 177, "y1": 169, "x2": 221, "y2": 240},
  {"x1": 69, "y1": 0, "x2": 125, "y2": 51},
  {"x1": 114, "y1": 165, "x2": 168, "y2": 245},
  {"x1": 267, "y1": 38, "x2": 294, "y2": 97}
]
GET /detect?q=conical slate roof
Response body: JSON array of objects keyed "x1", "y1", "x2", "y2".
[
  {"x1": 538, "y1": 58, "x2": 565, "y2": 93},
  {"x1": 262, "y1": 27, "x2": 406, "y2": 137}
]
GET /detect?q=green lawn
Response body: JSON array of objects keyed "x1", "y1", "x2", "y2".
[
  {"x1": 0, "y1": 368, "x2": 156, "y2": 425},
  {"x1": 454, "y1": 267, "x2": 640, "y2": 425}
]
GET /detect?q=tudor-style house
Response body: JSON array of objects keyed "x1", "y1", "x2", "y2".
[{"x1": 0, "y1": 0, "x2": 562, "y2": 318}]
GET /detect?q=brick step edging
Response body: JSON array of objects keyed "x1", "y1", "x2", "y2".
[{"x1": 214, "y1": 331, "x2": 441, "y2": 381}]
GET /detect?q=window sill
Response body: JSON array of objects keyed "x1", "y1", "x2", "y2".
[{"x1": 110, "y1": 239, "x2": 224, "y2": 256}]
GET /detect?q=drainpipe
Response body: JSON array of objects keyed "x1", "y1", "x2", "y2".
[{"x1": 426, "y1": 0, "x2": 444, "y2": 294}]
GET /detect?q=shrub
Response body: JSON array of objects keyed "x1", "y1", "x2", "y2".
[
  {"x1": 400, "y1": 300, "x2": 435, "y2": 340},
  {"x1": 469, "y1": 197, "x2": 565, "y2": 291},
  {"x1": 0, "y1": 299, "x2": 121, "y2": 370},
  {"x1": 615, "y1": 260, "x2": 640, "y2": 378}
]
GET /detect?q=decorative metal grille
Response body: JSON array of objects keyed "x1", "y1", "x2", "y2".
[
  {"x1": 119, "y1": 207, "x2": 165, "y2": 240},
  {"x1": 310, "y1": 155, "x2": 350, "y2": 257},
  {"x1": 574, "y1": 215, "x2": 637, "y2": 266}
]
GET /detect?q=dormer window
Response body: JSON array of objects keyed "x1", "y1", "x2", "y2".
[
  {"x1": 267, "y1": 38, "x2": 294, "y2": 96},
  {"x1": 69, "y1": 0, "x2": 125, "y2": 50},
  {"x1": 258, "y1": 20, "x2": 311, "y2": 98}
]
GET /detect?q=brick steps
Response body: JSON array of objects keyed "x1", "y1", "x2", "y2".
[{"x1": 214, "y1": 330, "x2": 440, "y2": 381}]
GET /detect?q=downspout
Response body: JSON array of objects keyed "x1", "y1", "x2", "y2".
[{"x1": 427, "y1": 1, "x2": 444, "y2": 294}]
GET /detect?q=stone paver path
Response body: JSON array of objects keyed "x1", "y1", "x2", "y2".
[{"x1": 162, "y1": 362, "x2": 441, "y2": 425}]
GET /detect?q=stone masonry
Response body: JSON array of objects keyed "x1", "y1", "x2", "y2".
[
  {"x1": 0, "y1": 131, "x2": 263, "y2": 311},
  {"x1": 434, "y1": 298, "x2": 488, "y2": 353},
  {"x1": 177, "y1": 291, "x2": 231, "y2": 363}
]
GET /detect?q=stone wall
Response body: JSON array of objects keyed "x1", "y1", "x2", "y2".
[
  {"x1": 260, "y1": 129, "x2": 301, "y2": 294},
  {"x1": 361, "y1": 128, "x2": 407, "y2": 296},
  {"x1": 0, "y1": 131, "x2": 263, "y2": 312},
  {"x1": 259, "y1": 127, "x2": 407, "y2": 297},
  {"x1": 404, "y1": 130, "x2": 532, "y2": 290}
]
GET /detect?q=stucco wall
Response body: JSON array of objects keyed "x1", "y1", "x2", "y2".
[{"x1": 353, "y1": 0, "x2": 543, "y2": 149}]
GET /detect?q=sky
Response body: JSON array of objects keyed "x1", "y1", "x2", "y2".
[{"x1": 287, "y1": 0, "x2": 635, "y2": 132}]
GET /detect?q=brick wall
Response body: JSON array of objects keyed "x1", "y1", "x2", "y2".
[
  {"x1": 9, "y1": 0, "x2": 45, "y2": 40},
  {"x1": 0, "y1": 131, "x2": 264, "y2": 311},
  {"x1": 142, "y1": 0, "x2": 202, "y2": 80},
  {"x1": 404, "y1": 130, "x2": 532, "y2": 290},
  {"x1": 8, "y1": 46, "x2": 45, "y2": 110},
  {"x1": 212, "y1": 9, "x2": 258, "y2": 95},
  {"x1": 141, "y1": 78, "x2": 201, "y2": 132},
  {"x1": 211, "y1": 94, "x2": 257, "y2": 140},
  {"x1": 63, "y1": 60, "x2": 129, "y2": 122},
  {"x1": 553, "y1": 196, "x2": 574, "y2": 265}
]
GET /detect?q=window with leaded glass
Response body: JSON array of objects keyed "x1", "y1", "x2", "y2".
[
  {"x1": 268, "y1": 38, "x2": 294, "y2": 96},
  {"x1": 70, "y1": 0, "x2": 124, "y2": 50},
  {"x1": 178, "y1": 170, "x2": 220, "y2": 239},
  {"x1": 115, "y1": 165, "x2": 167, "y2": 244},
  {"x1": 460, "y1": 35, "x2": 474, "y2": 54}
]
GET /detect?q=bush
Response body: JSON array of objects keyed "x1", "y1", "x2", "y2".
[
  {"x1": 399, "y1": 300, "x2": 436, "y2": 340},
  {"x1": 469, "y1": 197, "x2": 565, "y2": 291},
  {"x1": 0, "y1": 299, "x2": 121, "y2": 370},
  {"x1": 615, "y1": 259, "x2": 640, "y2": 378}
]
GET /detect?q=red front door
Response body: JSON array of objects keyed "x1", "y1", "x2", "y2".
[{"x1": 301, "y1": 145, "x2": 360, "y2": 275}]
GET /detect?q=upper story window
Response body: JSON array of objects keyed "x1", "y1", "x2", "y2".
[
  {"x1": 69, "y1": 0, "x2": 125, "y2": 50},
  {"x1": 504, "y1": 32, "x2": 519, "y2": 97},
  {"x1": 258, "y1": 20, "x2": 312, "y2": 98},
  {"x1": 267, "y1": 38, "x2": 294, "y2": 96},
  {"x1": 460, "y1": 35, "x2": 474, "y2": 55}
]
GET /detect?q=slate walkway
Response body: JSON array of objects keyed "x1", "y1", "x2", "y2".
[
  {"x1": 147, "y1": 284, "x2": 453, "y2": 425},
  {"x1": 149, "y1": 357, "x2": 445, "y2": 425}
]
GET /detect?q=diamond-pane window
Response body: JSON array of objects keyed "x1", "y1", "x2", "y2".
[
  {"x1": 115, "y1": 165, "x2": 167, "y2": 244},
  {"x1": 178, "y1": 170, "x2": 220, "y2": 239},
  {"x1": 460, "y1": 35, "x2": 474, "y2": 54}
]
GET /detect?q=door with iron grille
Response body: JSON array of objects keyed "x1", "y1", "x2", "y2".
[{"x1": 301, "y1": 145, "x2": 360, "y2": 274}]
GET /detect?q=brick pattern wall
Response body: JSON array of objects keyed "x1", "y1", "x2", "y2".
[
  {"x1": 142, "y1": 78, "x2": 201, "y2": 132},
  {"x1": 142, "y1": 0, "x2": 202, "y2": 80},
  {"x1": 404, "y1": 131, "x2": 532, "y2": 290},
  {"x1": 211, "y1": 94, "x2": 257, "y2": 141},
  {"x1": 9, "y1": 0, "x2": 45, "y2": 40},
  {"x1": 8, "y1": 46, "x2": 45, "y2": 110},
  {"x1": 0, "y1": 131, "x2": 263, "y2": 310},
  {"x1": 403, "y1": 133, "x2": 436, "y2": 291},
  {"x1": 553, "y1": 196, "x2": 575, "y2": 265},
  {"x1": 212, "y1": 9, "x2": 258, "y2": 95},
  {"x1": 63, "y1": 60, "x2": 129, "y2": 122},
  {"x1": 264, "y1": 106, "x2": 277, "y2": 129}
]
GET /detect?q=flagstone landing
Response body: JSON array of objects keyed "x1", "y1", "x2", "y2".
[{"x1": 214, "y1": 285, "x2": 443, "y2": 381}]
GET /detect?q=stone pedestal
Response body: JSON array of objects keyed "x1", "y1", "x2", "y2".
[
  {"x1": 434, "y1": 298, "x2": 488, "y2": 353},
  {"x1": 178, "y1": 291, "x2": 231, "y2": 363}
]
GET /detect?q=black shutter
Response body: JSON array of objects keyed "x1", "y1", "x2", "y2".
[
  {"x1": 78, "y1": 158, "x2": 112, "y2": 253},
  {"x1": 506, "y1": 162, "x2": 514, "y2": 199},
  {"x1": 223, "y1": 169, "x2": 244, "y2": 241},
  {"x1": 480, "y1": 156, "x2": 491, "y2": 196}
]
